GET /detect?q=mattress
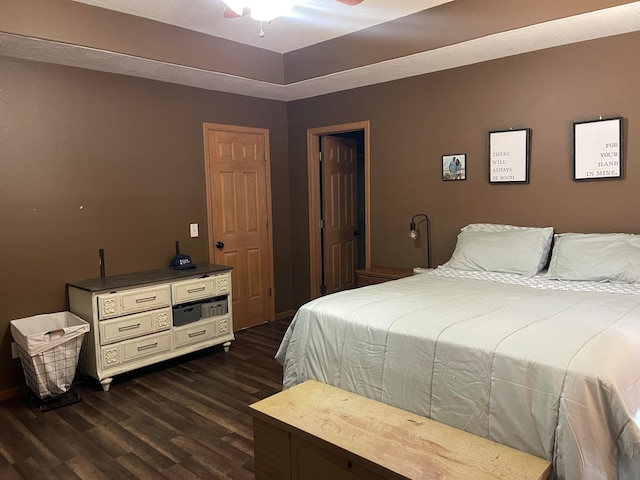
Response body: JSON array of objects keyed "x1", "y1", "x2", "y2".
[{"x1": 275, "y1": 268, "x2": 640, "y2": 480}]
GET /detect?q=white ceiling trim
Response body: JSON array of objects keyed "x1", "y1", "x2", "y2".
[{"x1": 1, "y1": 3, "x2": 639, "y2": 101}]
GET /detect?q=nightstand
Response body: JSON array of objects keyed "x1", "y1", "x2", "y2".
[{"x1": 355, "y1": 266, "x2": 414, "y2": 287}]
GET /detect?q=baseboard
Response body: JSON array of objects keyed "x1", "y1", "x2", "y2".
[
  {"x1": 0, "y1": 385, "x2": 28, "y2": 402},
  {"x1": 274, "y1": 310, "x2": 296, "y2": 321}
]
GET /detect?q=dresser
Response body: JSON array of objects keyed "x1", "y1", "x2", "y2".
[
  {"x1": 355, "y1": 266, "x2": 414, "y2": 287},
  {"x1": 68, "y1": 264, "x2": 233, "y2": 391}
]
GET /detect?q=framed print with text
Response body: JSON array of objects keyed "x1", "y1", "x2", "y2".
[
  {"x1": 489, "y1": 128, "x2": 530, "y2": 184},
  {"x1": 573, "y1": 117, "x2": 623, "y2": 181},
  {"x1": 442, "y1": 154, "x2": 466, "y2": 181}
]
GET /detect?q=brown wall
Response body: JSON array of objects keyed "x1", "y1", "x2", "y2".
[
  {"x1": 287, "y1": 32, "x2": 640, "y2": 308},
  {"x1": 0, "y1": 57, "x2": 292, "y2": 392},
  {"x1": 3, "y1": 30, "x2": 640, "y2": 394}
]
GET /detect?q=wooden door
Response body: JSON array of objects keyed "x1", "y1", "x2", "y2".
[
  {"x1": 322, "y1": 135, "x2": 358, "y2": 294},
  {"x1": 307, "y1": 122, "x2": 370, "y2": 300},
  {"x1": 203, "y1": 124, "x2": 274, "y2": 330}
]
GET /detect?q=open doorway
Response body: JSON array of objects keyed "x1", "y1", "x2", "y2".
[{"x1": 307, "y1": 121, "x2": 370, "y2": 299}]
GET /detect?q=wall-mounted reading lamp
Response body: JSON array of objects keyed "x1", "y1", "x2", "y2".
[{"x1": 409, "y1": 213, "x2": 432, "y2": 269}]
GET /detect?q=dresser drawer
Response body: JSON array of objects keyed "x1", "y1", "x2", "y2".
[
  {"x1": 97, "y1": 285, "x2": 171, "y2": 319},
  {"x1": 172, "y1": 277, "x2": 216, "y2": 304},
  {"x1": 173, "y1": 317, "x2": 221, "y2": 349},
  {"x1": 100, "y1": 331, "x2": 171, "y2": 369},
  {"x1": 121, "y1": 331, "x2": 171, "y2": 363},
  {"x1": 99, "y1": 307, "x2": 171, "y2": 345}
]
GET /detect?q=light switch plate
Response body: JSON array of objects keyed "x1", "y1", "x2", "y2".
[{"x1": 190, "y1": 223, "x2": 199, "y2": 238}]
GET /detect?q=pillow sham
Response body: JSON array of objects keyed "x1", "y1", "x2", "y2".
[
  {"x1": 545, "y1": 233, "x2": 640, "y2": 283},
  {"x1": 461, "y1": 223, "x2": 554, "y2": 273},
  {"x1": 443, "y1": 228, "x2": 554, "y2": 276}
]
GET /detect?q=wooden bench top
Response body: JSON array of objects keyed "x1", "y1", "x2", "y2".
[{"x1": 249, "y1": 380, "x2": 551, "y2": 480}]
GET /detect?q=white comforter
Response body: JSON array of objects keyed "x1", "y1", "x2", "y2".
[{"x1": 275, "y1": 269, "x2": 640, "y2": 480}]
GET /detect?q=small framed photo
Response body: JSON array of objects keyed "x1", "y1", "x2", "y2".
[
  {"x1": 573, "y1": 117, "x2": 623, "y2": 181},
  {"x1": 442, "y1": 154, "x2": 466, "y2": 181},
  {"x1": 488, "y1": 128, "x2": 530, "y2": 184}
]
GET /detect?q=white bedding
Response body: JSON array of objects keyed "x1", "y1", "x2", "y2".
[{"x1": 275, "y1": 268, "x2": 640, "y2": 480}]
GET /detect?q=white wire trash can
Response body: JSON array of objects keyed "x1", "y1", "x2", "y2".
[{"x1": 10, "y1": 312, "x2": 90, "y2": 409}]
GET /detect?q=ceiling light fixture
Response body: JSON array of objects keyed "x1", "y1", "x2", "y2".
[
  {"x1": 223, "y1": 0, "x2": 297, "y2": 37},
  {"x1": 223, "y1": 1, "x2": 297, "y2": 21},
  {"x1": 223, "y1": 0, "x2": 364, "y2": 37}
]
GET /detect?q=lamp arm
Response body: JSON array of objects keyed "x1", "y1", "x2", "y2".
[{"x1": 409, "y1": 213, "x2": 432, "y2": 268}]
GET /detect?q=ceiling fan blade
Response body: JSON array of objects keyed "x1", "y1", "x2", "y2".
[
  {"x1": 336, "y1": 0, "x2": 364, "y2": 5},
  {"x1": 223, "y1": 6, "x2": 249, "y2": 18}
]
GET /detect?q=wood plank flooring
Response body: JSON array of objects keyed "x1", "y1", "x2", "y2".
[{"x1": 0, "y1": 318, "x2": 291, "y2": 480}]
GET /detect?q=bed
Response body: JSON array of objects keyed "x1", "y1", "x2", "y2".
[{"x1": 276, "y1": 225, "x2": 640, "y2": 480}]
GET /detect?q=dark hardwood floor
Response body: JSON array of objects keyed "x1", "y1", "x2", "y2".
[{"x1": 0, "y1": 318, "x2": 291, "y2": 480}]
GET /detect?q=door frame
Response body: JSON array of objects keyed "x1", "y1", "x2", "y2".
[
  {"x1": 307, "y1": 121, "x2": 371, "y2": 299},
  {"x1": 202, "y1": 122, "x2": 276, "y2": 323}
]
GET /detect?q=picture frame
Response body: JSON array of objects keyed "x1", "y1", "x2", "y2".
[
  {"x1": 488, "y1": 128, "x2": 530, "y2": 184},
  {"x1": 442, "y1": 154, "x2": 466, "y2": 181},
  {"x1": 573, "y1": 117, "x2": 623, "y2": 181}
]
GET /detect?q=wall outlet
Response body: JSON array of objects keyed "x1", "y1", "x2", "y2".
[
  {"x1": 11, "y1": 342, "x2": 19, "y2": 359},
  {"x1": 190, "y1": 223, "x2": 199, "y2": 238}
]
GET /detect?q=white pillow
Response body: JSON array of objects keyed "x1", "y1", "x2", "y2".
[
  {"x1": 443, "y1": 228, "x2": 554, "y2": 276},
  {"x1": 461, "y1": 223, "x2": 554, "y2": 273},
  {"x1": 545, "y1": 233, "x2": 640, "y2": 283}
]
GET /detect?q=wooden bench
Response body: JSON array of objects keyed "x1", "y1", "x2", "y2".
[{"x1": 249, "y1": 380, "x2": 551, "y2": 480}]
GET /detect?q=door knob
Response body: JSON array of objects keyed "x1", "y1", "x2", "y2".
[
  {"x1": 215, "y1": 241, "x2": 224, "y2": 249},
  {"x1": 353, "y1": 230, "x2": 360, "y2": 236}
]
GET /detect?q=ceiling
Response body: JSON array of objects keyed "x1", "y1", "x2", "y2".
[
  {"x1": 72, "y1": 0, "x2": 453, "y2": 54},
  {"x1": 1, "y1": 0, "x2": 640, "y2": 101}
]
